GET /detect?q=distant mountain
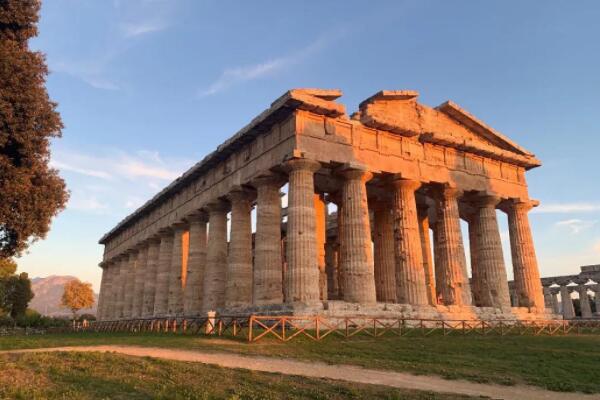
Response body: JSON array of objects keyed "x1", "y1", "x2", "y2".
[{"x1": 29, "y1": 275, "x2": 98, "y2": 317}]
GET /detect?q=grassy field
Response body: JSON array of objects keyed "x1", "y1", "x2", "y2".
[
  {"x1": 0, "y1": 351, "x2": 478, "y2": 400},
  {"x1": 1, "y1": 332, "x2": 599, "y2": 394}
]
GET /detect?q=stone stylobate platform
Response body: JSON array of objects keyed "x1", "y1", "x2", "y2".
[{"x1": 96, "y1": 88, "x2": 552, "y2": 322}]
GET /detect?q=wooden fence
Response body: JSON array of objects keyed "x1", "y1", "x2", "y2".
[{"x1": 78, "y1": 316, "x2": 600, "y2": 342}]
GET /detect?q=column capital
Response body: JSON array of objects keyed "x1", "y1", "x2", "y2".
[
  {"x1": 500, "y1": 198, "x2": 539, "y2": 213},
  {"x1": 433, "y1": 185, "x2": 462, "y2": 201},
  {"x1": 186, "y1": 210, "x2": 208, "y2": 223},
  {"x1": 337, "y1": 164, "x2": 373, "y2": 182},
  {"x1": 471, "y1": 193, "x2": 502, "y2": 208},
  {"x1": 205, "y1": 199, "x2": 230, "y2": 214},
  {"x1": 391, "y1": 177, "x2": 421, "y2": 191},
  {"x1": 251, "y1": 172, "x2": 286, "y2": 189},
  {"x1": 283, "y1": 158, "x2": 321, "y2": 173},
  {"x1": 227, "y1": 186, "x2": 256, "y2": 204},
  {"x1": 158, "y1": 227, "x2": 174, "y2": 238},
  {"x1": 171, "y1": 221, "x2": 188, "y2": 233}
]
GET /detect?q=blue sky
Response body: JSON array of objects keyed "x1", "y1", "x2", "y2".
[{"x1": 18, "y1": 0, "x2": 600, "y2": 290}]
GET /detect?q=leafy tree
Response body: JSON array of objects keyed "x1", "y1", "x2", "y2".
[
  {"x1": 61, "y1": 279, "x2": 94, "y2": 320},
  {"x1": 0, "y1": 258, "x2": 16, "y2": 278},
  {"x1": 0, "y1": 272, "x2": 34, "y2": 318},
  {"x1": 0, "y1": 0, "x2": 68, "y2": 258}
]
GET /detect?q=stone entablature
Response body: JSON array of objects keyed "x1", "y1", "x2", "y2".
[{"x1": 96, "y1": 88, "x2": 550, "y2": 322}]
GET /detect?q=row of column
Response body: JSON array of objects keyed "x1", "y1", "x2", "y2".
[
  {"x1": 543, "y1": 285, "x2": 600, "y2": 319},
  {"x1": 98, "y1": 157, "x2": 546, "y2": 319}
]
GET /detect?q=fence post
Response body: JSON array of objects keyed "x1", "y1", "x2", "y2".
[
  {"x1": 316, "y1": 316, "x2": 320, "y2": 340},
  {"x1": 248, "y1": 316, "x2": 254, "y2": 342}
]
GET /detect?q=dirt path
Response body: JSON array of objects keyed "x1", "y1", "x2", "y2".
[{"x1": 2, "y1": 345, "x2": 597, "y2": 400}]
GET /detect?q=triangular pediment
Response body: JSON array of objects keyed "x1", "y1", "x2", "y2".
[{"x1": 358, "y1": 90, "x2": 540, "y2": 168}]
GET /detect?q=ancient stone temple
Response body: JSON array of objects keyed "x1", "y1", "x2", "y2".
[
  {"x1": 96, "y1": 88, "x2": 552, "y2": 321},
  {"x1": 520, "y1": 265, "x2": 600, "y2": 319}
]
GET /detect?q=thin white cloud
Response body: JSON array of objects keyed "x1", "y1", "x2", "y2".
[
  {"x1": 555, "y1": 219, "x2": 597, "y2": 234},
  {"x1": 50, "y1": 160, "x2": 113, "y2": 180},
  {"x1": 197, "y1": 31, "x2": 345, "y2": 97},
  {"x1": 120, "y1": 20, "x2": 168, "y2": 37},
  {"x1": 67, "y1": 194, "x2": 109, "y2": 213},
  {"x1": 533, "y1": 202, "x2": 600, "y2": 214}
]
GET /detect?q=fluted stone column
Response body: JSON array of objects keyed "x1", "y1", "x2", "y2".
[
  {"x1": 122, "y1": 250, "x2": 138, "y2": 318},
  {"x1": 153, "y1": 229, "x2": 173, "y2": 317},
  {"x1": 97, "y1": 263, "x2": 108, "y2": 320},
  {"x1": 168, "y1": 223, "x2": 186, "y2": 316},
  {"x1": 325, "y1": 241, "x2": 339, "y2": 300},
  {"x1": 101, "y1": 263, "x2": 115, "y2": 320},
  {"x1": 543, "y1": 287, "x2": 554, "y2": 311},
  {"x1": 560, "y1": 286, "x2": 575, "y2": 319},
  {"x1": 373, "y1": 200, "x2": 396, "y2": 303},
  {"x1": 392, "y1": 179, "x2": 428, "y2": 306},
  {"x1": 284, "y1": 158, "x2": 321, "y2": 304},
  {"x1": 551, "y1": 291, "x2": 560, "y2": 314},
  {"x1": 467, "y1": 214, "x2": 482, "y2": 306},
  {"x1": 142, "y1": 237, "x2": 160, "y2": 318},
  {"x1": 226, "y1": 189, "x2": 254, "y2": 309},
  {"x1": 183, "y1": 213, "x2": 207, "y2": 316},
  {"x1": 132, "y1": 244, "x2": 148, "y2": 318},
  {"x1": 578, "y1": 285, "x2": 593, "y2": 318},
  {"x1": 253, "y1": 174, "x2": 284, "y2": 305},
  {"x1": 433, "y1": 187, "x2": 472, "y2": 307},
  {"x1": 417, "y1": 205, "x2": 436, "y2": 306},
  {"x1": 472, "y1": 195, "x2": 511, "y2": 309},
  {"x1": 315, "y1": 193, "x2": 328, "y2": 300},
  {"x1": 202, "y1": 200, "x2": 229, "y2": 311},
  {"x1": 506, "y1": 200, "x2": 545, "y2": 311},
  {"x1": 113, "y1": 257, "x2": 126, "y2": 319},
  {"x1": 339, "y1": 167, "x2": 376, "y2": 304}
]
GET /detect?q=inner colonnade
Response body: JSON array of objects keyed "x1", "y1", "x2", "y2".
[{"x1": 96, "y1": 88, "x2": 551, "y2": 321}]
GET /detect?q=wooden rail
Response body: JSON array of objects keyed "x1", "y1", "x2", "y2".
[{"x1": 70, "y1": 316, "x2": 600, "y2": 342}]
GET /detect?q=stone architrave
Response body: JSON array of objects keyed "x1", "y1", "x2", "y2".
[
  {"x1": 339, "y1": 167, "x2": 376, "y2": 304},
  {"x1": 472, "y1": 195, "x2": 511, "y2": 310},
  {"x1": 284, "y1": 158, "x2": 321, "y2": 304},
  {"x1": 560, "y1": 286, "x2": 575, "y2": 319},
  {"x1": 142, "y1": 238, "x2": 160, "y2": 318},
  {"x1": 252, "y1": 174, "x2": 284, "y2": 306},
  {"x1": 392, "y1": 178, "x2": 429, "y2": 306},
  {"x1": 226, "y1": 189, "x2": 254, "y2": 309},
  {"x1": 153, "y1": 229, "x2": 174, "y2": 317},
  {"x1": 417, "y1": 205, "x2": 436, "y2": 306},
  {"x1": 433, "y1": 187, "x2": 472, "y2": 307},
  {"x1": 132, "y1": 244, "x2": 148, "y2": 318},
  {"x1": 314, "y1": 193, "x2": 328, "y2": 301},
  {"x1": 506, "y1": 200, "x2": 545, "y2": 311},
  {"x1": 202, "y1": 200, "x2": 229, "y2": 312},
  {"x1": 122, "y1": 250, "x2": 138, "y2": 318},
  {"x1": 372, "y1": 200, "x2": 397, "y2": 303},
  {"x1": 168, "y1": 223, "x2": 187, "y2": 316},
  {"x1": 183, "y1": 213, "x2": 207, "y2": 316},
  {"x1": 578, "y1": 285, "x2": 593, "y2": 318}
]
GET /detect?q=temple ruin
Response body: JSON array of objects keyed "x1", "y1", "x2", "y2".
[{"x1": 96, "y1": 88, "x2": 555, "y2": 321}]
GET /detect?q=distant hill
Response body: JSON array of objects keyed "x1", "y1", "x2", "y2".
[{"x1": 29, "y1": 276, "x2": 98, "y2": 317}]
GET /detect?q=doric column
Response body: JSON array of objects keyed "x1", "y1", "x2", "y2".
[
  {"x1": 183, "y1": 213, "x2": 207, "y2": 316},
  {"x1": 578, "y1": 285, "x2": 593, "y2": 318},
  {"x1": 252, "y1": 174, "x2": 284, "y2": 306},
  {"x1": 97, "y1": 263, "x2": 109, "y2": 320},
  {"x1": 472, "y1": 195, "x2": 511, "y2": 309},
  {"x1": 543, "y1": 287, "x2": 553, "y2": 310},
  {"x1": 315, "y1": 193, "x2": 328, "y2": 300},
  {"x1": 202, "y1": 200, "x2": 229, "y2": 312},
  {"x1": 142, "y1": 237, "x2": 160, "y2": 318},
  {"x1": 391, "y1": 178, "x2": 428, "y2": 306},
  {"x1": 325, "y1": 241, "x2": 339, "y2": 300},
  {"x1": 225, "y1": 189, "x2": 254, "y2": 309},
  {"x1": 132, "y1": 244, "x2": 148, "y2": 318},
  {"x1": 506, "y1": 200, "x2": 545, "y2": 311},
  {"x1": 595, "y1": 288, "x2": 600, "y2": 316},
  {"x1": 113, "y1": 256, "x2": 126, "y2": 319},
  {"x1": 122, "y1": 249, "x2": 138, "y2": 319},
  {"x1": 339, "y1": 167, "x2": 376, "y2": 304},
  {"x1": 417, "y1": 205, "x2": 436, "y2": 306},
  {"x1": 551, "y1": 290, "x2": 560, "y2": 314},
  {"x1": 467, "y1": 213, "x2": 482, "y2": 306},
  {"x1": 284, "y1": 158, "x2": 321, "y2": 304},
  {"x1": 372, "y1": 199, "x2": 396, "y2": 303},
  {"x1": 153, "y1": 229, "x2": 173, "y2": 317},
  {"x1": 560, "y1": 286, "x2": 575, "y2": 319},
  {"x1": 433, "y1": 187, "x2": 472, "y2": 306},
  {"x1": 168, "y1": 223, "x2": 186, "y2": 316}
]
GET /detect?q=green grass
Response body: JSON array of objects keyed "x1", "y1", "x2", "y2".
[
  {"x1": 1, "y1": 332, "x2": 599, "y2": 393},
  {"x1": 0, "y1": 351, "x2": 478, "y2": 399}
]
